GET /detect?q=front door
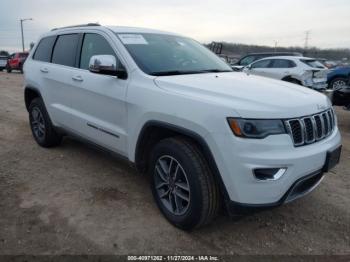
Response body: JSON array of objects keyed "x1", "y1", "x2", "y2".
[
  {"x1": 248, "y1": 59, "x2": 273, "y2": 78},
  {"x1": 68, "y1": 32, "x2": 129, "y2": 156}
]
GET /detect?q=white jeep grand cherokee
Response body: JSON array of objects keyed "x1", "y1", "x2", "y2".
[{"x1": 23, "y1": 24, "x2": 342, "y2": 230}]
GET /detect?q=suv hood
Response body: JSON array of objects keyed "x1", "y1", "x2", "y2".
[{"x1": 154, "y1": 72, "x2": 331, "y2": 119}]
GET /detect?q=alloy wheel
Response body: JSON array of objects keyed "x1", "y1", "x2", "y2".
[
  {"x1": 332, "y1": 79, "x2": 347, "y2": 90},
  {"x1": 31, "y1": 107, "x2": 46, "y2": 139},
  {"x1": 154, "y1": 155, "x2": 191, "y2": 216}
]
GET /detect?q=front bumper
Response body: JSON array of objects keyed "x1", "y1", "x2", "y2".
[
  {"x1": 226, "y1": 169, "x2": 325, "y2": 214},
  {"x1": 207, "y1": 126, "x2": 341, "y2": 205}
]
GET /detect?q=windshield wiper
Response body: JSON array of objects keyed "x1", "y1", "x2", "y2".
[
  {"x1": 199, "y1": 69, "x2": 232, "y2": 73},
  {"x1": 150, "y1": 70, "x2": 205, "y2": 76},
  {"x1": 150, "y1": 69, "x2": 232, "y2": 76}
]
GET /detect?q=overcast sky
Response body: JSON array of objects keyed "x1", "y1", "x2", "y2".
[{"x1": 1, "y1": 0, "x2": 349, "y2": 52}]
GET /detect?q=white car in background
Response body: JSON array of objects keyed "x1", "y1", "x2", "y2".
[{"x1": 243, "y1": 56, "x2": 329, "y2": 90}]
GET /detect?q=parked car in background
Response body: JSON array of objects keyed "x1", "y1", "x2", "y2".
[
  {"x1": 243, "y1": 56, "x2": 329, "y2": 90},
  {"x1": 232, "y1": 52, "x2": 302, "y2": 71},
  {"x1": 332, "y1": 85, "x2": 350, "y2": 108},
  {"x1": 327, "y1": 66, "x2": 350, "y2": 89},
  {"x1": 0, "y1": 51, "x2": 10, "y2": 71},
  {"x1": 6, "y1": 52, "x2": 29, "y2": 73}
]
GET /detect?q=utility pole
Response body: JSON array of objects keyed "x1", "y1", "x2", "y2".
[
  {"x1": 20, "y1": 18, "x2": 33, "y2": 52},
  {"x1": 274, "y1": 40, "x2": 278, "y2": 53},
  {"x1": 304, "y1": 30, "x2": 310, "y2": 50}
]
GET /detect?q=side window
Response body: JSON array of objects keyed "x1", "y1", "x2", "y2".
[
  {"x1": 52, "y1": 34, "x2": 79, "y2": 67},
  {"x1": 271, "y1": 59, "x2": 292, "y2": 68},
  {"x1": 33, "y1": 36, "x2": 56, "y2": 62},
  {"x1": 80, "y1": 33, "x2": 117, "y2": 70},
  {"x1": 288, "y1": 60, "x2": 297, "y2": 68},
  {"x1": 251, "y1": 59, "x2": 271, "y2": 69}
]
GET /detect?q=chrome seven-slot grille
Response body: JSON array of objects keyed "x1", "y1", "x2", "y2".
[{"x1": 284, "y1": 109, "x2": 335, "y2": 147}]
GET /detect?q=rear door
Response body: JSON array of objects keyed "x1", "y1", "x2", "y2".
[
  {"x1": 268, "y1": 59, "x2": 296, "y2": 79},
  {"x1": 68, "y1": 32, "x2": 129, "y2": 155},
  {"x1": 35, "y1": 34, "x2": 80, "y2": 126},
  {"x1": 30, "y1": 36, "x2": 58, "y2": 124}
]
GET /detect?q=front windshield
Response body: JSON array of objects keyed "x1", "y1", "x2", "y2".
[{"x1": 116, "y1": 33, "x2": 232, "y2": 76}]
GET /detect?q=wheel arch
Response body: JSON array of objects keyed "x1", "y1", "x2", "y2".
[
  {"x1": 24, "y1": 86, "x2": 43, "y2": 111},
  {"x1": 134, "y1": 120, "x2": 230, "y2": 200},
  {"x1": 281, "y1": 75, "x2": 301, "y2": 83},
  {"x1": 328, "y1": 74, "x2": 349, "y2": 84}
]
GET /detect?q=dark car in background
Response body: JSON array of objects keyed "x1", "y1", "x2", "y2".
[
  {"x1": 0, "y1": 51, "x2": 10, "y2": 71},
  {"x1": 232, "y1": 52, "x2": 303, "y2": 71},
  {"x1": 6, "y1": 52, "x2": 29, "y2": 73},
  {"x1": 327, "y1": 66, "x2": 350, "y2": 89},
  {"x1": 332, "y1": 85, "x2": 350, "y2": 109}
]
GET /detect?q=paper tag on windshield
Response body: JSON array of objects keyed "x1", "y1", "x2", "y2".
[{"x1": 118, "y1": 34, "x2": 148, "y2": 45}]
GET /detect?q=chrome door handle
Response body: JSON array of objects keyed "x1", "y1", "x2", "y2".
[
  {"x1": 72, "y1": 75, "x2": 83, "y2": 82},
  {"x1": 40, "y1": 68, "x2": 49, "y2": 73}
]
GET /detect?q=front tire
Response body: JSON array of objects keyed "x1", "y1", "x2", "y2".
[
  {"x1": 329, "y1": 77, "x2": 348, "y2": 90},
  {"x1": 149, "y1": 137, "x2": 220, "y2": 230},
  {"x1": 6, "y1": 65, "x2": 11, "y2": 73},
  {"x1": 28, "y1": 98, "x2": 62, "y2": 147}
]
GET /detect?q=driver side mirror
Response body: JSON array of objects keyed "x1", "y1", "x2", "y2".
[
  {"x1": 89, "y1": 55, "x2": 127, "y2": 79},
  {"x1": 246, "y1": 64, "x2": 252, "y2": 70}
]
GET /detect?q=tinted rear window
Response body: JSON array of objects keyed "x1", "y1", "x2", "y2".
[
  {"x1": 300, "y1": 59, "x2": 325, "y2": 69},
  {"x1": 52, "y1": 34, "x2": 79, "y2": 67},
  {"x1": 33, "y1": 36, "x2": 56, "y2": 62}
]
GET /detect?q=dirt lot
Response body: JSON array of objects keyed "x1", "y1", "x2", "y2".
[{"x1": 0, "y1": 71, "x2": 349, "y2": 255}]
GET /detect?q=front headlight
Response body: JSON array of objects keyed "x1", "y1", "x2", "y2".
[{"x1": 227, "y1": 118, "x2": 286, "y2": 138}]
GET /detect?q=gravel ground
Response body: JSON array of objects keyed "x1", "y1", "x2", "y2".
[{"x1": 0, "y1": 71, "x2": 349, "y2": 255}]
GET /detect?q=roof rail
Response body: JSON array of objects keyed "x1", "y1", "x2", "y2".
[{"x1": 51, "y1": 23, "x2": 101, "y2": 31}]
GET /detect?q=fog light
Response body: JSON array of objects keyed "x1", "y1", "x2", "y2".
[{"x1": 253, "y1": 168, "x2": 287, "y2": 181}]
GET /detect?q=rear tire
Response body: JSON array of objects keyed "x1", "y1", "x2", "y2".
[
  {"x1": 149, "y1": 137, "x2": 220, "y2": 230},
  {"x1": 6, "y1": 65, "x2": 11, "y2": 73},
  {"x1": 28, "y1": 98, "x2": 62, "y2": 147}
]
